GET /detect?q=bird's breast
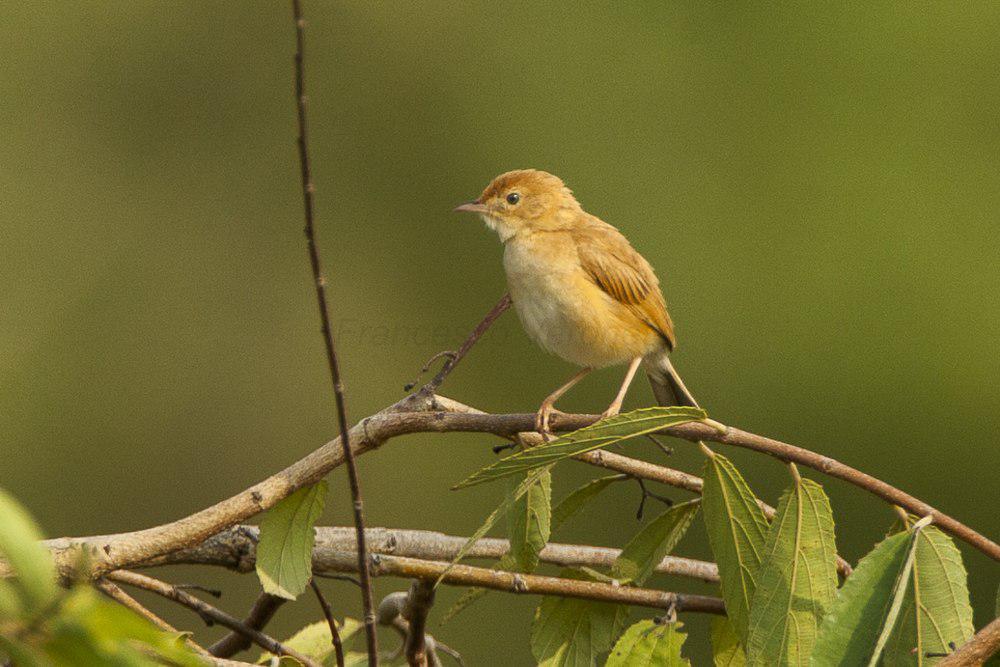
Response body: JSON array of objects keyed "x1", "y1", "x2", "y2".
[{"x1": 502, "y1": 236, "x2": 658, "y2": 368}]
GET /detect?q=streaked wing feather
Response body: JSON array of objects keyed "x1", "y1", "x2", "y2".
[{"x1": 575, "y1": 222, "x2": 676, "y2": 349}]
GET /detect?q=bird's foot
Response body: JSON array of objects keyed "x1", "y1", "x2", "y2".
[{"x1": 534, "y1": 404, "x2": 566, "y2": 442}]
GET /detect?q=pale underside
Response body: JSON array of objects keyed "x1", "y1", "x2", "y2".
[{"x1": 502, "y1": 220, "x2": 673, "y2": 369}]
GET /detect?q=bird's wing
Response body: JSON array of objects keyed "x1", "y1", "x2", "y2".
[{"x1": 574, "y1": 221, "x2": 676, "y2": 349}]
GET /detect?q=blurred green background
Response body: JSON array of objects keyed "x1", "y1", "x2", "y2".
[{"x1": 3, "y1": 2, "x2": 998, "y2": 664}]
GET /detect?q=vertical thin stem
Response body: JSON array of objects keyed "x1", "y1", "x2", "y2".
[{"x1": 290, "y1": 1, "x2": 378, "y2": 663}]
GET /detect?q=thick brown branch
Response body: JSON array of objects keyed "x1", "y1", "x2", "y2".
[
  {"x1": 290, "y1": 0, "x2": 378, "y2": 662},
  {"x1": 208, "y1": 592, "x2": 286, "y2": 658},
  {"x1": 940, "y1": 616, "x2": 1000, "y2": 666},
  {"x1": 108, "y1": 570, "x2": 319, "y2": 667}
]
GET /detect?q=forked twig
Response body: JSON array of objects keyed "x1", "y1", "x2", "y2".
[{"x1": 418, "y1": 293, "x2": 512, "y2": 394}]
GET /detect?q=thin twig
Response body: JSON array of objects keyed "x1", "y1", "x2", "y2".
[
  {"x1": 290, "y1": 0, "x2": 378, "y2": 662},
  {"x1": 174, "y1": 583, "x2": 222, "y2": 598},
  {"x1": 315, "y1": 572, "x2": 363, "y2": 587},
  {"x1": 418, "y1": 294, "x2": 512, "y2": 394},
  {"x1": 311, "y1": 579, "x2": 345, "y2": 667},
  {"x1": 108, "y1": 570, "x2": 319, "y2": 667},
  {"x1": 633, "y1": 477, "x2": 673, "y2": 520},
  {"x1": 208, "y1": 592, "x2": 285, "y2": 657},
  {"x1": 403, "y1": 580, "x2": 435, "y2": 667},
  {"x1": 939, "y1": 616, "x2": 1000, "y2": 666}
]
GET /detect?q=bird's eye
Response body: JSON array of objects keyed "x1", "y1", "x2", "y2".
[{"x1": 506, "y1": 192, "x2": 521, "y2": 205}]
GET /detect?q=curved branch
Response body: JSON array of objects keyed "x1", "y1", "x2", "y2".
[
  {"x1": 430, "y1": 409, "x2": 1000, "y2": 562},
  {"x1": 31, "y1": 394, "x2": 996, "y2": 584},
  {"x1": 33, "y1": 393, "x2": 701, "y2": 579}
]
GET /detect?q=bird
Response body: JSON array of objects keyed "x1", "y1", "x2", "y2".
[{"x1": 454, "y1": 169, "x2": 696, "y2": 438}]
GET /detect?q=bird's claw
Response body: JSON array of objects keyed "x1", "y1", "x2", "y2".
[{"x1": 534, "y1": 404, "x2": 565, "y2": 442}]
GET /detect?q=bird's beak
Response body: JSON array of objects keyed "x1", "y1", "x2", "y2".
[{"x1": 453, "y1": 200, "x2": 488, "y2": 215}]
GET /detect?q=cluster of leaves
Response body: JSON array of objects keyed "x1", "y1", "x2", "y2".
[
  {"x1": 0, "y1": 487, "x2": 203, "y2": 666},
  {"x1": 439, "y1": 408, "x2": 977, "y2": 666}
]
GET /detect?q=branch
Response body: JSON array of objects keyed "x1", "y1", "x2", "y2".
[
  {"x1": 360, "y1": 554, "x2": 724, "y2": 614},
  {"x1": 414, "y1": 294, "x2": 512, "y2": 394},
  {"x1": 107, "y1": 570, "x2": 319, "y2": 667},
  {"x1": 403, "y1": 580, "x2": 435, "y2": 667},
  {"x1": 208, "y1": 592, "x2": 286, "y2": 658},
  {"x1": 125, "y1": 525, "x2": 720, "y2": 583},
  {"x1": 31, "y1": 396, "x2": 995, "y2": 585},
  {"x1": 427, "y1": 410, "x2": 1000, "y2": 562},
  {"x1": 31, "y1": 392, "x2": 686, "y2": 579},
  {"x1": 311, "y1": 579, "x2": 346, "y2": 667},
  {"x1": 289, "y1": 0, "x2": 378, "y2": 662},
  {"x1": 940, "y1": 616, "x2": 1000, "y2": 666}
]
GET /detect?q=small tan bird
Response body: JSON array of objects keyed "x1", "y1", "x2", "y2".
[{"x1": 455, "y1": 169, "x2": 696, "y2": 438}]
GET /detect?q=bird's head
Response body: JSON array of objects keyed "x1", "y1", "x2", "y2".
[{"x1": 454, "y1": 169, "x2": 581, "y2": 241}]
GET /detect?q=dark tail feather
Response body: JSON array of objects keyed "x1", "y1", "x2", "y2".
[{"x1": 644, "y1": 350, "x2": 699, "y2": 408}]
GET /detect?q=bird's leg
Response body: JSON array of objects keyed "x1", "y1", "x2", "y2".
[
  {"x1": 535, "y1": 367, "x2": 592, "y2": 440},
  {"x1": 600, "y1": 357, "x2": 643, "y2": 420}
]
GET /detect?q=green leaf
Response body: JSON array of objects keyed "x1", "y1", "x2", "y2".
[
  {"x1": 445, "y1": 472, "x2": 618, "y2": 623},
  {"x1": 440, "y1": 466, "x2": 552, "y2": 584},
  {"x1": 0, "y1": 486, "x2": 57, "y2": 612},
  {"x1": 455, "y1": 407, "x2": 707, "y2": 489},
  {"x1": 507, "y1": 470, "x2": 552, "y2": 572},
  {"x1": 605, "y1": 619, "x2": 691, "y2": 666},
  {"x1": 701, "y1": 452, "x2": 769, "y2": 647},
  {"x1": 255, "y1": 481, "x2": 327, "y2": 600},
  {"x1": 552, "y1": 475, "x2": 626, "y2": 533},
  {"x1": 711, "y1": 617, "x2": 747, "y2": 667},
  {"x1": 612, "y1": 500, "x2": 700, "y2": 587},
  {"x1": 882, "y1": 526, "x2": 975, "y2": 666},
  {"x1": 258, "y1": 617, "x2": 361, "y2": 663},
  {"x1": 532, "y1": 569, "x2": 628, "y2": 667},
  {"x1": 746, "y1": 475, "x2": 838, "y2": 666},
  {"x1": 811, "y1": 519, "x2": 929, "y2": 666},
  {"x1": 55, "y1": 586, "x2": 205, "y2": 666}
]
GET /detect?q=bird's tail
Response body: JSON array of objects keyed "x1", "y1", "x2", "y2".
[{"x1": 643, "y1": 349, "x2": 699, "y2": 408}]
